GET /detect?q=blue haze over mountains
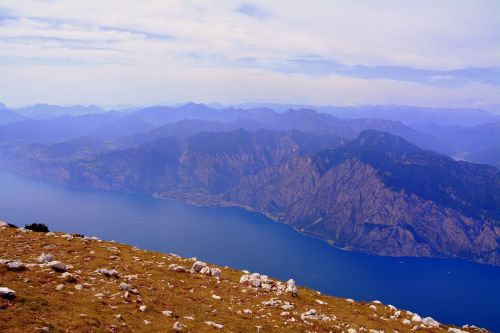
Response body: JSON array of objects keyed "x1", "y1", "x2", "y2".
[{"x1": 0, "y1": 101, "x2": 499, "y2": 266}]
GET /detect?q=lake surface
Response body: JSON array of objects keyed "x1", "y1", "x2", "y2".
[{"x1": 1, "y1": 171, "x2": 499, "y2": 332}]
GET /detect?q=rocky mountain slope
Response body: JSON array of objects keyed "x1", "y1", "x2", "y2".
[
  {"x1": 0, "y1": 222, "x2": 487, "y2": 332},
  {"x1": 0, "y1": 130, "x2": 498, "y2": 266}
]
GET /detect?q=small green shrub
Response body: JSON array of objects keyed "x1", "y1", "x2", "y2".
[{"x1": 25, "y1": 223, "x2": 49, "y2": 233}]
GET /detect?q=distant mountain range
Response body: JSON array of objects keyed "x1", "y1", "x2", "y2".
[
  {"x1": 2, "y1": 102, "x2": 499, "y2": 167},
  {"x1": 0, "y1": 127, "x2": 498, "y2": 266}
]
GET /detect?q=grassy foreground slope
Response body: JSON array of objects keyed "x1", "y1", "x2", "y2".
[{"x1": 0, "y1": 223, "x2": 487, "y2": 333}]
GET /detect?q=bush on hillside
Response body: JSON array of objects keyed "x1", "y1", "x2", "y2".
[{"x1": 25, "y1": 223, "x2": 49, "y2": 233}]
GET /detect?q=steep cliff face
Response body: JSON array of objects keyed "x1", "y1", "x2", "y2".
[
  {"x1": 0, "y1": 129, "x2": 498, "y2": 265},
  {"x1": 226, "y1": 158, "x2": 498, "y2": 265}
]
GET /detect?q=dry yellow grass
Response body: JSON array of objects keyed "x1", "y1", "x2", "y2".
[{"x1": 0, "y1": 226, "x2": 487, "y2": 333}]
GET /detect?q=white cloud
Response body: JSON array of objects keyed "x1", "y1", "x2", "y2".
[{"x1": 0, "y1": 0, "x2": 498, "y2": 106}]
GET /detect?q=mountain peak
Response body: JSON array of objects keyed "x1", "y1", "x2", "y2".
[{"x1": 351, "y1": 129, "x2": 422, "y2": 154}]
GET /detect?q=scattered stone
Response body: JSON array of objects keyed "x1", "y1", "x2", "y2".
[
  {"x1": 119, "y1": 283, "x2": 132, "y2": 291},
  {"x1": 75, "y1": 284, "x2": 83, "y2": 291},
  {"x1": 316, "y1": 299, "x2": 327, "y2": 305},
  {"x1": 55, "y1": 284, "x2": 65, "y2": 291},
  {"x1": 96, "y1": 268, "x2": 120, "y2": 278},
  {"x1": 7, "y1": 261, "x2": 26, "y2": 271},
  {"x1": 239, "y1": 274, "x2": 249, "y2": 284},
  {"x1": 262, "y1": 298, "x2": 282, "y2": 307},
  {"x1": 300, "y1": 309, "x2": 333, "y2": 322},
  {"x1": 346, "y1": 298, "x2": 355, "y2": 302},
  {"x1": 173, "y1": 321, "x2": 185, "y2": 331},
  {"x1": 139, "y1": 305, "x2": 147, "y2": 312},
  {"x1": 61, "y1": 272, "x2": 77, "y2": 283},
  {"x1": 249, "y1": 273, "x2": 261, "y2": 287},
  {"x1": 412, "y1": 313, "x2": 422, "y2": 322},
  {"x1": 162, "y1": 310, "x2": 174, "y2": 317},
  {"x1": 243, "y1": 309, "x2": 252, "y2": 314},
  {"x1": 37, "y1": 253, "x2": 54, "y2": 263},
  {"x1": 348, "y1": 329, "x2": 357, "y2": 333},
  {"x1": 94, "y1": 293, "x2": 105, "y2": 298},
  {"x1": 192, "y1": 261, "x2": 207, "y2": 272},
  {"x1": 205, "y1": 321, "x2": 224, "y2": 329},
  {"x1": 47, "y1": 261, "x2": 67, "y2": 272},
  {"x1": 422, "y1": 317, "x2": 440, "y2": 327},
  {"x1": 210, "y1": 267, "x2": 221, "y2": 279},
  {"x1": 168, "y1": 264, "x2": 188, "y2": 273},
  {"x1": 0, "y1": 287, "x2": 16, "y2": 299},
  {"x1": 448, "y1": 329, "x2": 468, "y2": 333},
  {"x1": 211, "y1": 294, "x2": 221, "y2": 300},
  {"x1": 285, "y1": 279, "x2": 298, "y2": 296}
]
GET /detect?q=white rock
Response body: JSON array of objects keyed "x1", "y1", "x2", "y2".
[
  {"x1": 346, "y1": 298, "x2": 355, "y2": 302},
  {"x1": 47, "y1": 261, "x2": 67, "y2": 272},
  {"x1": 37, "y1": 253, "x2": 54, "y2": 263},
  {"x1": 139, "y1": 305, "x2": 147, "y2": 312},
  {"x1": 55, "y1": 284, "x2": 65, "y2": 291},
  {"x1": 200, "y1": 266, "x2": 211, "y2": 275},
  {"x1": 204, "y1": 321, "x2": 224, "y2": 329},
  {"x1": 402, "y1": 319, "x2": 411, "y2": 325},
  {"x1": 75, "y1": 284, "x2": 83, "y2": 291},
  {"x1": 211, "y1": 294, "x2": 221, "y2": 300},
  {"x1": 191, "y1": 261, "x2": 207, "y2": 273},
  {"x1": 0, "y1": 287, "x2": 16, "y2": 299},
  {"x1": 168, "y1": 264, "x2": 188, "y2": 273},
  {"x1": 412, "y1": 313, "x2": 422, "y2": 322},
  {"x1": 243, "y1": 309, "x2": 252, "y2": 314},
  {"x1": 7, "y1": 261, "x2": 26, "y2": 271},
  {"x1": 281, "y1": 303, "x2": 294, "y2": 311},
  {"x1": 261, "y1": 283, "x2": 272, "y2": 291},
  {"x1": 96, "y1": 268, "x2": 120, "y2": 278},
  {"x1": 210, "y1": 267, "x2": 221, "y2": 279},
  {"x1": 347, "y1": 329, "x2": 357, "y2": 333},
  {"x1": 239, "y1": 274, "x2": 249, "y2": 283},
  {"x1": 300, "y1": 309, "x2": 332, "y2": 322},
  {"x1": 285, "y1": 284, "x2": 298, "y2": 296},
  {"x1": 162, "y1": 310, "x2": 174, "y2": 317},
  {"x1": 173, "y1": 321, "x2": 185, "y2": 331},
  {"x1": 422, "y1": 317, "x2": 440, "y2": 327},
  {"x1": 61, "y1": 272, "x2": 77, "y2": 283},
  {"x1": 448, "y1": 329, "x2": 468, "y2": 333},
  {"x1": 316, "y1": 299, "x2": 327, "y2": 305},
  {"x1": 369, "y1": 304, "x2": 377, "y2": 311},
  {"x1": 119, "y1": 282, "x2": 132, "y2": 291}
]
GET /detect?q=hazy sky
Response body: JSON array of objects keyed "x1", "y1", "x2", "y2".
[{"x1": 0, "y1": 0, "x2": 499, "y2": 108}]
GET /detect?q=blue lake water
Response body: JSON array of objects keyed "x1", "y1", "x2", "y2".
[{"x1": 0, "y1": 171, "x2": 499, "y2": 332}]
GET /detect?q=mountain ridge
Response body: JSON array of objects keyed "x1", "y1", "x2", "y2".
[{"x1": 0, "y1": 129, "x2": 498, "y2": 266}]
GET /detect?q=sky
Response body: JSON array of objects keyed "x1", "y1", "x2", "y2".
[{"x1": 0, "y1": 0, "x2": 499, "y2": 108}]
